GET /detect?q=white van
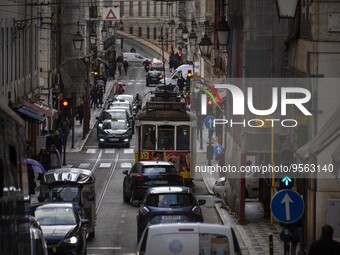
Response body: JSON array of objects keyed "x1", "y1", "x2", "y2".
[
  {"x1": 137, "y1": 223, "x2": 242, "y2": 255},
  {"x1": 123, "y1": 52, "x2": 149, "y2": 63},
  {"x1": 161, "y1": 64, "x2": 194, "y2": 85}
]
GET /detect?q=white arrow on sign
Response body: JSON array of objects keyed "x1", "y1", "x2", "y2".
[
  {"x1": 216, "y1": 146, "x2": 222, "y2": 154},
  {"x1": 281, "y1": 193, "x2": 293, "y2": 221},
  {"x1": 208, "y1": 118, "x2": 213, "y2": 128}
]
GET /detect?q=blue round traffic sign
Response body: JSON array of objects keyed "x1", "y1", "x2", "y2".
[
  {"x1": 214, "y1": 145, "x2": 224, "y2": 157},
  {"x1": 270, "y1": 190, "x2": 304, "y2": 224}
]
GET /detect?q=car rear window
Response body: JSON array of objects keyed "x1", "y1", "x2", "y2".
[
  {"x1": 146, "y1": 194, "x2": 194, "y2": 207},
  {"x1": 142, "y1": 166, "x2": 178, "y2": 174}
]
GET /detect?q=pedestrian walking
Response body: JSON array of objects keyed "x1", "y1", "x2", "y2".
[
  {"x1": 76, "y1": 101, "x2": 84, "y2": 125},
  {"x1": 90, "y1": 85, "x2": 97, "y2": 109},
  {"x1": 48, "y1": 144, "x2": 61, "y2": 170},
  {"x1": 123, "y1": 60, "x2": 129, "y2": 75},
  {"x1": 36, "y1": 147, "x2": 50, "y2": 182},
  {"x1": 97, "y1": 87, "x2": 104, "y2": 108},
  {"x1": 117, "y1": 61, "x2": 123, "y2": 75},
  {"x1": 26, "y1": 141, "x2": 36, "y2": 194},
  {"x1": 307, "y1": 225, "x2": 340, "y2": 255}
]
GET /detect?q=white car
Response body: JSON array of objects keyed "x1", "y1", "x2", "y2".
[
  {"x1": 137, "y1": 223, "x2": 242, "y2": 255},
  {"x1": 212, "y1": 177, "x2": 226, "y2": 198}
]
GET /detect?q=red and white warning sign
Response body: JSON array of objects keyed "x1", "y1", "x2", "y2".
[{"x1": 103, "y1": 7, "x2": 119, "y2": 20}]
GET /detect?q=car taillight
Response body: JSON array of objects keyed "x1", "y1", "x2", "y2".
[
  {"x1": 192, "y1": 206, "x2": 201, "y2": 215},
  {"x1": 135, "y1": 175, "x2": 144, "y2": 182}
]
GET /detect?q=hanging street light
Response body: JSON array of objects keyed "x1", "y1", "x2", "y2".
[
  {"x1": 276, "y1": 0, "x2": 299, "y2": 18},
  {"x1": 89, "y1": 29, "x2": 97, "y2": 45},
  {"x1": 198, "y1": 34, "x2": 212, "y2": 57},
  {"x1": 101, "y1": 26, "x2": 107, "y2": 38},
  {"x1": 108, "y1": 22, "x2": 114, "y2": 35},
  {"x1": 182, "y1": 26, "x2": 189, "y2": 40},
  {"x1": 177, "y1": 23, "x2": 183, "y2": 35},
  {"x1": 216, "y1": 15, "x2": 230, "y2": 46},
  {"x1": 72, "y1": 30, "x2": 84, "y2": 50},
  {"x1": 188, "y1": 29, "x2": 197, "y2": 47}
]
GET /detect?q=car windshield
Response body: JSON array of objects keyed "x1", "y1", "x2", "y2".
[
  {"x1": 142, "y1": 166, "x2": 178, "y2": 174},
  {"x1": 103, "y1": 121, "x2": 128, "y2": 130},
  {"x1": 146, "y1": 194, "x2": 194, "y2": 208},
  {"x1": 35, "y1": 207, "x2": 76, "y2": 225}
]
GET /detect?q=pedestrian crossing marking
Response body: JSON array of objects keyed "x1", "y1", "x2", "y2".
[
  {"x1": 127, "y1": 82, "x2": 133, "y2": 85},
  {"x1": 79, "y1": 163, "x2": 90, "y2": 168},
  {"x1": 86, "y1": 149, "x2": 97, "y2": 154},
  {"x1": 105, "y1": 148, "x2": 115, "y2": 153},
  {"x1": 124, "y1": 149, "x2": 134, "y2": 154},
  {"x1": 121, "y1": 163, "x2": 132, "y2": 168},
  {"x1": 99, "y1": 163, "x2": 111, "y2": 168},
  {"x1": 136, "y1": 82, "x2": 142, "y2": 85}
]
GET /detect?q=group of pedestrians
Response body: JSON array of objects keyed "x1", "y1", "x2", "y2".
[{"x1": 90, "y1": 85, "x2": 104, "y2": 109}]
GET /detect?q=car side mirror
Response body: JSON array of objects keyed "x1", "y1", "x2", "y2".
[
  {"x1": 198, "y1": 199, "x2": 206, "y2": 205},
  {"x1": 122, "y1": 170, "x2": 129, "y2": 175},
  {"x1": 87, "y1": 194, "x2": 95, "y2": 201},
  {"x1": 80, "y1": 219, "x2": 89, "y2": 225}
]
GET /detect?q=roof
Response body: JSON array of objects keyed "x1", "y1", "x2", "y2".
[
  {"x1": 43, "y1": 168, "x2": 95, "y2": 183},
  {"x1": 37, "y1": 203, "x2": 74, "y2": 209},
  {"x1": 147, "y1": 186, "x2": 192, "y2": 194},
  {"x1": 138, "y1": 161, "x2": 174, "y2": 166}
]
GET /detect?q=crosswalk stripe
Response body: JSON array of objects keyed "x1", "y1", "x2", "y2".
[
  {"x1": 105, "y1": 148, "x2": 115, "y2": 153},
  {"x1": 79, "y1": 163, "x2": 90, "y2": 168},
  {"x1": 124, "y1": 149, "x2": 134, "y2": 154},
  {"x1": 121, "y1": 163, "x2": 132, "y2": 168},
  {"x1": 86, "y1": 149, "x2": 97, "y2": 154},
  {"x1": 99, "y1": 163, "x2": 111, "y2": 168}
]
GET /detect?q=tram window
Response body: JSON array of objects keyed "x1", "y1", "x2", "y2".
[
  {"x1": 158, "y1": 125, "x2": 174, "y2": 150},
  {"x1": 142, "y1": 125, "x2": 156, "y2": 150},
  {"x1": 177, "y1": 126, "x2": 190, "y2": 150}
]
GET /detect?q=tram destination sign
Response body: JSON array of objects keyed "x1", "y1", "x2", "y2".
[{"x1": 146, "y1": 102, "x2": 187, "y2": 111}]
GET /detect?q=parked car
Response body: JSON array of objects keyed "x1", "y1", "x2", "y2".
[
  {"x1": 34, "y1": 203, "x2": 88, "y2": 255},
  {"x1": 146, "y1": 70, "x2": 163, "y2": 86},
  {"x1": 136, "y1": 186, "x2": 206, "y2": 242},
  {"x1": 97, "y1": 119, "x2": 132, "y2": 148},
  {"x1": 114, "y1": 94, "x2": 134, "y2": 105},
  {"x1": 212, "y1": 176, "x2": 226, "y2": 199},
  {"x1": 122, "y1": 161, "x2": 184, "y2": 204},
  {"x1": 137, "y1": 223, "x2": 242, "y2": 255}
]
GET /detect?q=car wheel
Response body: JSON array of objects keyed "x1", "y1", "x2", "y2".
[
  {"x1": 89, "y1": 229, "x2": 95, "y2": 238},
  {"x1": 130, "y1": 189, "x2": 136, "y2": 204},
  {"x1": 123, "y1": 190, "x2": 129, "y2": 203}
]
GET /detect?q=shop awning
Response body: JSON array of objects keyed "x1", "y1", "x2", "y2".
[
  {"x1": 15, "y1": 105, "x2": 46, "y2": 123},
  {"x1": 296, "y1": 104, "x2": 340, "y2": 160},
  {"x1": 23, "y1": 101, "x2": 56, "y2": 117}
]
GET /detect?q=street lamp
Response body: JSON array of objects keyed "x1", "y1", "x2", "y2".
[
  {"x1": 108, "y1": 22, "x2": 114, "y2": 35},
  {"x1": 188, "y1": 29, "x2": 197, "y2": 47},
  {"x1": 198, "y1": 34, "x2": 212, "y2": 57},
  {"x1": 276, "y1": 0, "x2": 299, "y2": 18},
  {"x1": 177, "y1": 23, "x2": 183, "y2": 35},
  {"x1": 101, "y1": 26, "x2": 107, "y2": 38},
  {"x1": 182, "y1": 26, "x2": 189, "y2": 40},
  {"x1": 89, "y1": 29, "x2": 97, "y2": 46},
  {"x1": 216, "y1": 15, "x2": 230, "y2": 46},
  {"x1": 73, "y1": 31, "x2": 84, "y2": 50}
]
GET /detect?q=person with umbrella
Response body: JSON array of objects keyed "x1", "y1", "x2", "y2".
[{"x1": 36, "y1": 147, "x2": 50, "y2": 182}]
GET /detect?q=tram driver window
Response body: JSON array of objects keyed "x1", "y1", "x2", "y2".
[
  {"x1": 177, "y1": 125, "x2": 190, "y2": 150},
  {"x1": 142, "y1": 125, "x2": 156, "y2": 150},
  {"x1": 158, "y1": 125, "x2": 174, "y2": 150}
]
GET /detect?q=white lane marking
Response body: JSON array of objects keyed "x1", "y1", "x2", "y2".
[
  {"x1": 136, "y1": 82, "x2": 142, "y2": 85},
  {"x1": 127, "y1": 82, "x2": 133, "y2": 85},
  {"x1": 121, "y1": 162, "x2": 132, "y2": 168},
  {"x1": 124, "y1": 148, "x2": 134, "y2": 154},
  {"x1": 119, "y1": 158, "x2": 135, "y2": 161},
  {"x1": 86, "y1": 148, "x2": 97, "y2": 154},
  {"x1": 79, "y1": 163, "x2": 90, "y2": 168},
  {"x1": 87, "y1": 247, "x2": 121, "y2": 250},
  {"x1": 105, "y1": 148, "x2": 115, "y2": 153},
  {"x1": 99, "y1": 163, "x2": 111, "y2": 168}
]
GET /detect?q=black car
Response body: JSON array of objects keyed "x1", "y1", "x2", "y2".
[
  {"x1": 97, "y1": 119, "x2": 132, "y2": 148},
  {"x1": 96, "y1": 109, "x2": 132, "y2": 140},
  {"x1": 145, "y1": 70, "x2": 163, "y2": 86},
  {"x1": 122, "y1": 161, "x2": 184, "y2": 204},
  {"x1": 34, "y1": 203, "x2": 88, "y2": 255},
  {"x1": 136, "y1": 186, "x2": 206, "y2": 242}
]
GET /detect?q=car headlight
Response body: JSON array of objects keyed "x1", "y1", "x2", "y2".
[
  {"x1": 63, "y1": 236, "x2": 78, "y2": 244},
  {"x1": 99, "y1": 138, "x2": 105, "y2": 142},
  {"x1": 123, "y1": 138, "x2": 129, "y2": 142},
  {"x1": 192, "y1": 206, "x2": 201, "y2": 215}
]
